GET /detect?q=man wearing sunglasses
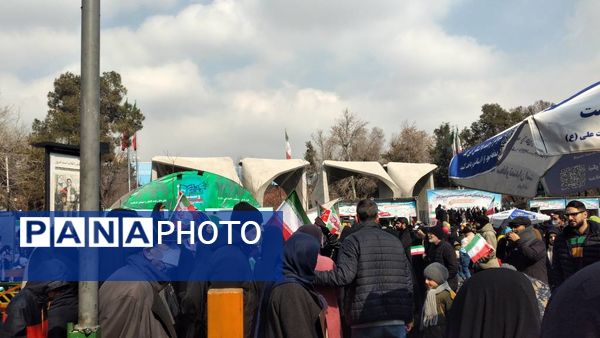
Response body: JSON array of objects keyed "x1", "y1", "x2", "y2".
[{"x1": 551, "y1": 200, "x2": 600, "y2": 291}]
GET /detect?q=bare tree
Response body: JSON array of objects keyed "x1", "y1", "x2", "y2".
[
  {"x1": 0, "y1": 105, "x2": 40, "y2": 210},
  {"x1": 100, "y1": 152, "x2": 129, "y2": 209},
  {"x1": 310, "y1": 109, "x2": 385, "y2": 200},
  {"x1": 330, "y1": 109, "x2": 369, "y2": 161},
  {"x1": 384, "y1": 121, "x2": 433, "y2": 163}
]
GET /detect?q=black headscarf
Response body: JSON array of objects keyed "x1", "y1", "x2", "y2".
[
  {"x1": 296, "y1": 224, "x2": 323, "y2": 246},
  {"x1": 541, "y1": 261, "x2": 600, "y2": 337},
  {"x1": 280, "y1": 232, "x2": 320, "y2": 290},
  {"x1": 446, "y1": 268, "x2": 540, "y2": 338}
]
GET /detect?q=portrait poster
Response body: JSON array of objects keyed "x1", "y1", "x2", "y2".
[{"x1": 49, "y1": 153, "x2": 80, "y2": 212}]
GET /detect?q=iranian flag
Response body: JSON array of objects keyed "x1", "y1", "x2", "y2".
[
  {"x1": 173, "y1": 191, "x2": 198, "y2": 212},
  {"x1": 170, "y1": 191, "x2": 207, "y2": 228},
  {"x1": 276, "y1": 191, "x2": 310, "y2": 240},
  {"x1": 285, "y1": 130, "x2": 292, "y2": 159},
  {"x1": 485, "y1": 197, "x2": 496, "y2": 216},
  {"x1": 410, "y1": 245, "x2": 425, "y2": 256},
  {"x1": 318, "y1": 202, "x2": 341, "y2": 235},
  {"x1": 464, "y1": 234, "x2": 494, "y2": 263}
]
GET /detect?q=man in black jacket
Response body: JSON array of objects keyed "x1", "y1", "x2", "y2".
[
  {"x1": 552, "y1": 200, "x2": 600, "y2": 290},
  {"x1": 497, "y1": 216, "x2": 547, "y2": 283},
  {"x1": 314, "y1": 199, "x2": 414, "y2": 338},
  {"x1": 424, "y1": 225, "x2": 458, "y2": 291}
]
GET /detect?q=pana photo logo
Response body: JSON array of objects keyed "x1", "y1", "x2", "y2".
[{"x1": 20, "y1": 216, "x2": 262, "y2": 248}]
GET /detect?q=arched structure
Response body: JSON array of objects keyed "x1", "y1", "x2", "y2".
[
  {"x1": 314, "y1": 160, "x2": 401, "y2": 204},
  {"x1": 240, "y1": 158, "x2": 309, "y2": 208},
  {"x1": 386, "y1": 162, "x2": 437, "y2": 221},
  {"x1": 151, "y1": 156, "x2": 241, "y2": 185}
]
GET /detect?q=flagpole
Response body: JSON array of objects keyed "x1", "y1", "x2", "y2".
[
  {"x1": 135, "y1": 136, "x2": 139, "y2": 189},
  {"x1": 127, "y1": 145, "x2": 131, "y2": 192}
]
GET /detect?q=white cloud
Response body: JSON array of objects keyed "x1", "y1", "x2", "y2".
[{"x1": 1, "y1": 0, "x2": 599, "y2": 162}]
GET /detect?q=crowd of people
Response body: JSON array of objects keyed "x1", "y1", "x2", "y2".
[{"x1": 2, "y1": 199, "x2": 600, "y2": 337}]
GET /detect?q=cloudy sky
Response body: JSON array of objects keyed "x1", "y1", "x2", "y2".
[{"x1": 1, "y1": 0, "x2": 599, "y2": 162}]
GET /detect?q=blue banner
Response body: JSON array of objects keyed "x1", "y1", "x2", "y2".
[
  {"x1": 449, "y1": 126, "x2": 517, "y2": 178},
  {"x1": 0, "y1": 211, "x2": 284, "y2": 282}
]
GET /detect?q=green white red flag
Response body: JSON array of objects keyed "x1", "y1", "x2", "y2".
[
  {"x1": 276, "y1": 191, "x2": 310, "y2": 240},
  {"x1": 318, "y1": 203, "x2": 341, "y2": 235},
  {"x1": 285, "y1": 130, "x2": 292, "y2": 159},
  {"x1": 410, "y1": 244, "x2": 425, "y2": 256},
  {"x1": 464, "y1": 234, "x2": 494, "y2": 263},
  {"x1": 174, "y1": 191, "x2": 198, "y2": 212}
]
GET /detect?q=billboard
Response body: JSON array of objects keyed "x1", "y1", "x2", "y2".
[
  {"x1": 338, "y1": 200, "x2": 417, "y2": 219},
  {"x1": 49, "y1": 153, "x2": 80, "y2": 212},
  {"x1": 426, "y1": 189, "x2": 502, "y2": 223},
  {"x1": 528, "y1": 199, "x2": 566, "y2": 211}
]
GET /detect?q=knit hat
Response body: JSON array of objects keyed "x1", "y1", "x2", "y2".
[
  {"x1": 424, "y1": 262, "x2": 449, "y2": 285},
  {"x1": 428, "y1": 225, "x2": 446, "y2": 240},
  {"x1": 508, "y1": 216, "x2": 531, "y2": 228}
]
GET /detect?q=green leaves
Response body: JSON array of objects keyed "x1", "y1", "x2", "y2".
[{"x1": 31, "y1": 71, "x2": 145, "y2": 154}]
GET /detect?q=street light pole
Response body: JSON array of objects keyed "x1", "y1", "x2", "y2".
[{"x1": 75, "y1": 0, "x2": 101, "y2": 336}]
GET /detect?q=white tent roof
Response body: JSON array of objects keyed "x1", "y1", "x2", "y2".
[
  {"x1": 386, "y1": 162, "x2": 437, "y2": 197},
  {"x1": 322, "y1": 160, "x2": 402, "y2": 198},
  {"x1": 151, "y1": 156, "x2": 241, "y2": 185},
  {"x1": 240, "y1": 158, "x2": 309, "y2": 204}
]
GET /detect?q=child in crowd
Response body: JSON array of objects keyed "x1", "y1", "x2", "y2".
[{"x1": 422, "y1": 262, "x2": 455, "y2": 338}]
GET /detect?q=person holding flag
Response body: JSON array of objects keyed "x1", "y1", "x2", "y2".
[
  {"x1": 314, "y1": 199, "x2": 414, "y2": 337},
  {"x1": 472, "y1": 214, "x2": 500, "y2": 270}
]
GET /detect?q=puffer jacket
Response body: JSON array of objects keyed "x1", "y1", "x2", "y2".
[
  {"x1": 551, "y1": 219, "x2": 600, "y2": 290},
  {"x1": 314, "y1": 221, "x2": 414, "y2": 326}
]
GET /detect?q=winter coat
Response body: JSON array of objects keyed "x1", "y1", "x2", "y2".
[
  {"x1": 314, "y1": 221, "x2": 414, "y2": 327},
  {"x1": 475, "y1": 223, "x2": 500, "y2": 270},
  {"x1": 422, "y1": 290, "x2": 453, "y2": 338},
  {"x1": 99, "y1": 255, "x2": 177, "y2": 338},
  {"x1": 0, "y1": 283, "x2": 47, "y2": 338},
  {"x1": 551, "y1": 219, "x2": 600, "y2": 290},
  {"x1": 497, "y1": 226, "x2": 548, "y2": 283}
]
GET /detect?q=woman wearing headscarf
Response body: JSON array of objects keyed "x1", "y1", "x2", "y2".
[
  {"x1": 446, "y1": 268, "x2": 541, "y2": 338},
  {"x1": 541, "y1": 261, "x2": 600, "y2": 338},
  {"x1": 264, "y1": 232, "x2": 326, "y2": 338},
  {"x1": 297, "y1": 224, "x2": 341, "y2": 338}
]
